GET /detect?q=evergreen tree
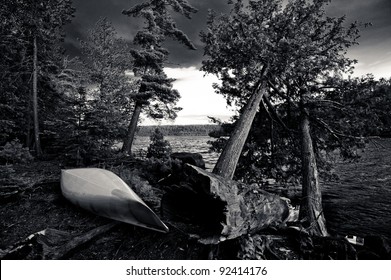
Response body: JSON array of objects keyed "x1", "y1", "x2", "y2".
[
  {"x1": 29, "y1": 0, "x2": 74, "y2": 157},
  {"x1": 51, "y1": 19, "x2": 137, "y2": 164},
  {"x1": 147, "y1": 128, "x2": 172, "y2": 159},
  {"x1": 0, "y1": 0, "x2": 29, "y2": 145},
  {"x1": 0, "y1": 0, "x2": 75, "y2": 156},
  {"x1": 51, "y1": 57, "x2": 90, "y2": 164},
  {"x1": 79, "y1": 18, "x2": 135, "y2": 156},
  {"x1": 321, "y1": 75, "x2": 391, "y2": 138},
  {"x1": 121, "y1": 0, "x2": 197, "y2": 154},
  {"x1": 202, "y1": 0, "x2": 362, "y2": 236}
]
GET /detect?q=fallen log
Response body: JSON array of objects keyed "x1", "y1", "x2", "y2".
[
  {"x1": 42, "y1": 222, "x2": 119, "y2": 259},
  {"x1": 0, "y1": 222, "x2": 118, "y2": 259},
  {"x1": 162, "y1": 164, "x2": 290, "y2": 244}
]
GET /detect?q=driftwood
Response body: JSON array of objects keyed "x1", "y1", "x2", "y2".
[
  {"x1": 0, "y1": 222, "x2": 118, "y2": 259},
  {"x1": 43, "y1": 222, "x2": 119, "y2": 259},
  {"x1": 162, "y1": 164, "x2": 290, "y2": 244},
  {"x1": 0, "y1": 185, "x2": 22, "y2": 202}
]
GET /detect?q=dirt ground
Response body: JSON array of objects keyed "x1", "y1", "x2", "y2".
[
  {"x1": 2, "y1": 160, "x2": 390, "y2": 260},
  {"x1": 0, "y1": 161, "x2": 208, "y2": 260}
]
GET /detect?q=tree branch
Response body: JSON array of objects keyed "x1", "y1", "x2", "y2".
[
  {"x1": 308, "y1": 99, "x2": 344, "y2": 107},
  {"x1": 310, "y1": 116, "x2": 363, "y2": 141},
  {"x1": 262, "y1": 92, "x2": 293, "y2": 136}
]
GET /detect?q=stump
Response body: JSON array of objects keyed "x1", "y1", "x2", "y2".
[{"x1": 162, "y1": 164, "x2": 290, "y2": 244}]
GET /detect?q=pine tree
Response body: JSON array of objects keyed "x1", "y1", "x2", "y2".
[
  {"x1": 121, "y1": 0, "x2": 197, "y2": 154},
  {"x1": 51, "y1": 57, "x2": 89, "y2": 164},
  {"x1": 202, "y1": 0, "x2": 361, "y2": 236},
  {"x1": 0, "y1": 0, "x2": 74, "y2": 156},
  {"x1": 147, "y1": 128, "x2": 172, "y2": 159},
  {"x1": 79, "y1": 18, "x2": 135, "y2": 155}
]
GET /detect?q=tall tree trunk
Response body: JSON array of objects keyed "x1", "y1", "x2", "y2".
[
  {"x1": 213, "y1": 82, "x2": 267, "y2": 179},
  {"x1": 299, "y1": 110, "x2": 328, "y2": 236},
  {"x1": 270, "y1": 119, "x2": 274, "y2": 162},
  {"x1": 122, "y1": 101, "x2": 143, "y2": 154},
  {"x1": 26, "y1": 92, "x2": 32, "y2": 148},
  {"x1": 32, "y1": 35, "x2": 42, "y2": 157}
]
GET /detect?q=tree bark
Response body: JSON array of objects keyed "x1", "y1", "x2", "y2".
[
  {"x1": 25, "y1": 97, "x2": 32, "y2": 148},
  {"x1": 162, "y1": 164, "x2": 289, "y2": 244},
  {"x1": 122, "y1": 101, "x2": 142, "y2": 154},
  {"x1": 32, "y1": 35, "x2": 42, "y2": 157},
  {"x1": 299, "y1": 110, "x2": 328, "y2": 236},
  {"x1": 213, "y1": 82, "x2": 267, "y2": 179},
  {"x1": 270, "y1": 119, "x2": 274, "y2": 160}
]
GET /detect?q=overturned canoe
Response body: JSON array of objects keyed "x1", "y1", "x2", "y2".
[{"x1": 61, "y1": 168, "x2": 169, "y2": 233}]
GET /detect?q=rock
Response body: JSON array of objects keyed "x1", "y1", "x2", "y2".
[
  {"x1": 171, "y1": 152, "x2": 205, "y2": 169},
  {"x1": 305, "y1": 236, "x2": 358, "y2": 260},
  {"x1": 357, "y1": 236, "x2": 391, "y2": 259}
]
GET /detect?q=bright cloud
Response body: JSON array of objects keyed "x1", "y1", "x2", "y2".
[{"x1": 142, "y1": 67, "x2": 236, "y2": 125}]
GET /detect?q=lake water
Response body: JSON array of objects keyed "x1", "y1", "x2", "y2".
[
  {"x1": 134, "y1": 136, "x2": 391, "y2": 241},
  {"x1": 322, "y1": 138, "x2": 391, "y2": 242},
  {"x1": 133, "y1": 136, "x2": 219, "y2": 170}
]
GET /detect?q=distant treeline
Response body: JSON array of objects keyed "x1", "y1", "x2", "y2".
[{"x1": 136, "y1": 125, "x2": 220, "y2": 136}]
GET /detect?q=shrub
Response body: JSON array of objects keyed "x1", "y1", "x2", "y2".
[
  {"x1": 110, "y1": 166, "x2": 160, "y2": 209},
  {"x1": 0, "y1": 139, "x2": 33, "y2": 164},
  {"x1": 144, "y1": 156, "x2": 183, "y2": 180},
  {"x1": 146, "y1": 128, "x2": 172, "y2": 159}
]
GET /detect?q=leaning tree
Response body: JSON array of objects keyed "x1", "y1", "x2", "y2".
[
  {"x1": 201, "y1": 0, "x2": 361, "y2": 236},
  {"x1": 121, "y1": 0, "x2": 197, "y2": 154}
]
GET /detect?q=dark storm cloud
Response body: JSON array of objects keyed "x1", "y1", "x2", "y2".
[
  {"x1": 64, "y1": 0, "x2": 230, "y2": 65},
  {"x1": 64, "y1": 0, "x2": 391, "y2": 71},
  {"x1": 64, "y1": 0, "x2": 141, "y2": 56},
  {"x1": 325, "y1": 0, "x2": 391, "y2": 76},
  {"x1": 326, "y1": 0, "x2": 391, "y2": 43},
  {"x1": 160, "y1": 0, "x2": 232, "y2": 67}
]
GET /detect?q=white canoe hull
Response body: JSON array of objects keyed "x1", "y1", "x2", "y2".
[{"x1": 61, "y1": 168, "x2": 169, "y2": 233}]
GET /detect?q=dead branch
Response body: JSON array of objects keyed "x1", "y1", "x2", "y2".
[{"x1": 0, "y1": 222, "x2": 119, "y2": 259}]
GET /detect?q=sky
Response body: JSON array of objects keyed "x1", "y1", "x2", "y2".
[{"x1": 64, "y1": 0, "x2": 391, "y2": 125}]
